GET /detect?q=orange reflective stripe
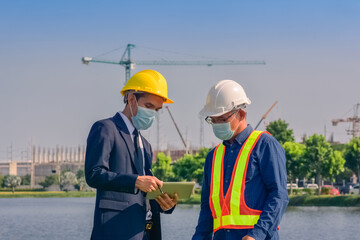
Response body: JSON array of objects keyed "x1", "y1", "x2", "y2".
[{"x1": 209, "y1": 131, "x2": 267, "y2": 232}]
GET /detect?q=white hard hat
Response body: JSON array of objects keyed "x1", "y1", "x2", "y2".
[{"x1": 199, "y1": 80, "x2": 251, "y2": 117}]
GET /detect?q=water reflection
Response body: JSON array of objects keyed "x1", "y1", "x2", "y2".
[{"x1": 0, "y1": 198, "x2": 359, "y2": 240}]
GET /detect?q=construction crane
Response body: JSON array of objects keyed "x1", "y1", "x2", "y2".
[
  {"x1": 332, "y1": 103, "x2": 360, "y2": 138},
  {"x1": 165, "y1": 106, "x2": 188, "y2": 152},
  {"x1": 82, "y1": 43, "x2": 266, "y2": 150},
  {"x1": 254, "y1": 101, "x2": 278, "y2": 130},
  {"x1": 82, "y1": 43, "x2": 266, "y2": 84}
]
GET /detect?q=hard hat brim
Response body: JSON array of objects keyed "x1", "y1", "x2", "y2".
[
  {"x1": 199, "y1": 107, "x2": 232, "y2": 117},
  {"x1": 121, "y1": 89, "x2": 174, "y2": 104}
]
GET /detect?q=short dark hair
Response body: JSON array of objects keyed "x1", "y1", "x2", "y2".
[{"x1": 123, "y1": 91, "x2": 147, "y2": 104}]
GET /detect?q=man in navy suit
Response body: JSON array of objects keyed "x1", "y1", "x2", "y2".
[{"x1": 85, "y1": 70, "x2": 178, "y2": 240}]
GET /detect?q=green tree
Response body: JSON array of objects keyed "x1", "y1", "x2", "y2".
[
  {"x1": 76, "y1": 169, "x2": 85, "y2": 179},
  {"x1": 60, "y1": 171, "x2": 78, "y2": 191},
  {"x1": 283, "y1": 142, "x2": 307, "y2": 195},
  {"x1": 0, "y1": 174, "x2": 4, "y2": 188},
  {"x1": 331, "y1": 143, "x2": 346, "y2": 152},
  {"x1": 4, "y1": 175, "x2": 21, "y2": 193},
  {"x1": 197, "y1": 147, "x2": 212, "y2": 158},
  {"x1": 39, "y1": 174, "x2": 59, "y2": 188},
  {"x1": 173, "y1": 148, "x2": 210, "y2": 184},
  {"x1": 76, "y1": 176, "x2": 92, "y2": 191},
  {"x1": 21, "y1": 174, "x2": 31, "y2": 185},
  {"x1": 266, "y1": 119, "x2": 295, "y2": 144},
  {"x1": 304, "y1": 134, "x2": 345, "y2": 194},
  {"x1": 153, "y1": 152, "x2": 175, "y2": 181},
  {"x1": 344, "y1": 137, "x2": 360, "y2": 182},
  {"x1": 344, "y1": 137, "x2": 360, "y2": 185}
]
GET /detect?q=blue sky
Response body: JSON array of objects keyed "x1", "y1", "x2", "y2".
[{"x1": 1, "y1": 1, "x2": 359, "y2": 161}]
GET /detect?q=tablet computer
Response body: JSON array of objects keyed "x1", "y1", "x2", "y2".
[{"x1": 146, "y1": 182, "x2": 195, "y2": 200}]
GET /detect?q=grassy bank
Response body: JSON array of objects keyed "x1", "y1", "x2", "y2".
[
  {"x1": 0, "y1": 191, "x2": 96, "y2": 198},
  {"x1": 2, "y1": 191, "x2": 360, "y2": 207},
  {"x1": 179, "y1": 193, "x2": 360, "y2": 207},
  {"x1": 288, "y1": 195, "x2": 360, "y2": 207}
]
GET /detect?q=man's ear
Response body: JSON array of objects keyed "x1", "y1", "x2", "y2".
[
  {"x1": 127, "y1": 93, "x2": 136, "y2": 105},
  {"x1": 239, "y1": 109, "x2": 246, "y2": 121}
]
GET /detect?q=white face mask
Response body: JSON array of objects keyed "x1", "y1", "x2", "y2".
[
  {"x1": 129, "y1": 98, "x2": 157, "y2": 131},
  {"x1": 212, "y1": 122, "x2": 235, "y2": 140},
  {"x1": 211, "y1": 111, "x2": 240, "y2": 141}
]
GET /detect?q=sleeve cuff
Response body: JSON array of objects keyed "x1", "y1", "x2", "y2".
[
  {"x1": 163, "y1": 205, "x2": 176, "y2": 214},
  {"x1": 247, "y1": 226, "x2": 267, "y2": 240}
]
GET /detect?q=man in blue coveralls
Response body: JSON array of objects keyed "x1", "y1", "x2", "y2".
[{"x1": 192, "y1": 80, "x2": 288, "y2": 240}]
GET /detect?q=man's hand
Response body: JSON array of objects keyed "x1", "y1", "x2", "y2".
[
  {"x1": 156, "y1": 193, "x2": 178, "y2": 211},
  {"x1": 242, "y1": 236, "x2": 255, "y2": 240},
  {"x1": 135, "y1": 176, "x2": 163, "y2": 193}
]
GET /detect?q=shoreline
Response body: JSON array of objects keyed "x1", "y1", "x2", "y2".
[{"x1": 1, "y1": 191, "x2": 360, "y2": 207}]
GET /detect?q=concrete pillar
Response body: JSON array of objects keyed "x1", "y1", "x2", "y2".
[
  {"x1": 56, "y1": 146, "x2": 59, "y2": 163},
  {"x1": 38, "y1": 146, "x2": 41, "y2": 163},
  {"x1": 42, "y1": 147, "x2": 46, "y2": 163},
  {"x1": 60, "y1": 146, "x2": 64, "y2": 162},
  {"x1": 47, "y1": 148, "x2": 50, "y2": 163},
  {"x1": 82, "y1": 145, "x2": 86, "y2": 162},
  {"x1": 77, "y1": 146, "x2": 81, "y2": 162},
  {"x1": 65, "y1": 147, "x2": 68, "y2": 162},
  {"x1": 9, "y1": 162, "x2": 17, "y2": 176}
]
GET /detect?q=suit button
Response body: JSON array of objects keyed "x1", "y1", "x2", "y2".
[{"x1": 227, "y1": 230, "x2": 230, "y2": 233}]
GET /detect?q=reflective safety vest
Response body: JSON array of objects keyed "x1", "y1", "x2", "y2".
[{"x1": 209, "y1": 130, "x2": 268, "y2": 232}]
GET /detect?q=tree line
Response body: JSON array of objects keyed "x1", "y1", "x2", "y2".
[
  {"x1": 2, "y1": 119, "x2": 359, "y2": 195},
  {"x1": 153, "y1": 119, "x2": 360, "y2": 196}
]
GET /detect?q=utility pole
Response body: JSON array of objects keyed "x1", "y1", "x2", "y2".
[
  {"x1": 200, "y1": 117, "x2": 204, "y2": 148},
  {"x1": 30, "y1": 145, "x2": 35, "y2": 189},
  {"x1": 157, "y1": 111, "x2": 160, "y2": 151}
]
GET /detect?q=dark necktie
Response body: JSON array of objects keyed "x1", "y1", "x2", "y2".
[{"x1": 133, "y1": 129, "x2": 144, "y2": 175}]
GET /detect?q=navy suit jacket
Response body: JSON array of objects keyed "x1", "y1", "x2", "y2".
[{"x1": 85, "y1": 113, "x2": 172, "y2": 240}]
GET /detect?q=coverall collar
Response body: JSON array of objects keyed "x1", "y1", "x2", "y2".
[{"x1": 223, "y1": 124, "x2": 253, "y2": 147}]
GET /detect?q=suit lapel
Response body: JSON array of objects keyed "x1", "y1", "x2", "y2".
[{"x1": 112, "y1": 113, "x2": 142, "y2": 175}]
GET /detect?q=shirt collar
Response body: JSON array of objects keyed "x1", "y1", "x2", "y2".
[
  {"x1": 223, "y1": 124, "x2": 253, "y2": 147},
  {"x1": 118, "y1": 111, "x2": 135, "y2": 135}
]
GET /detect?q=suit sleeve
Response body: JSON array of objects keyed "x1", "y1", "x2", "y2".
[
  {"x1": 192, "y1": 152, "x2": 214, "y2": 240},
  {"x1": 85, "y1": 121, "x2": 138, "y2": 193},
  {"x1": 247, "y1": 136, "x2": 289, "y2": 239}
]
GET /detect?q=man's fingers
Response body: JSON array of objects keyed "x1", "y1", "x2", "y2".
[
  {"x1": 150, "y1": 185, "x2": 157, "y2": 192},
  {"x1": 154, "y1": 178, "x2": 163, "y2": 188},
  {"x1": 155, "y1": 198, "x2": 168, "y2": 210},
  {"x1": 156, "y1": 195, "x2": 171, "y2": 209},
  {"x1": 173, "y1": 193, "x2": 179, "y2": 203},
  {"x1": 163, "y1": 193, "x2": 172, "y2": 202}
]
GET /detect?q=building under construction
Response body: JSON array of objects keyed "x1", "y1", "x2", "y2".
[{"x1": 0, "y1": 145, "x2": 203, "y2": 188}]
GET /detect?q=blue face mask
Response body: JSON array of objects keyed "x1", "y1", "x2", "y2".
[
  {"x1": 212, "y1": 122, "x2": 235, "y2": 141},
  {"x1": 130, "y1": 103, "x2": 157, "y2": 131}
]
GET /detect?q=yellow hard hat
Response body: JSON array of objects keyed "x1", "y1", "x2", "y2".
[{"x1": 121, "y1": 69, "x2": 174, "y2": 104}]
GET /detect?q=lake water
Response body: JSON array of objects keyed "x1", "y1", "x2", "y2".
[{"x1": 0, "y1": 198, "x2": 359, "y2": 240}]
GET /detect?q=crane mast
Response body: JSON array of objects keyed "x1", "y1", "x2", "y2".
[{"x1": 332, "y1": 103, "x2": 360, "y2": 138}]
